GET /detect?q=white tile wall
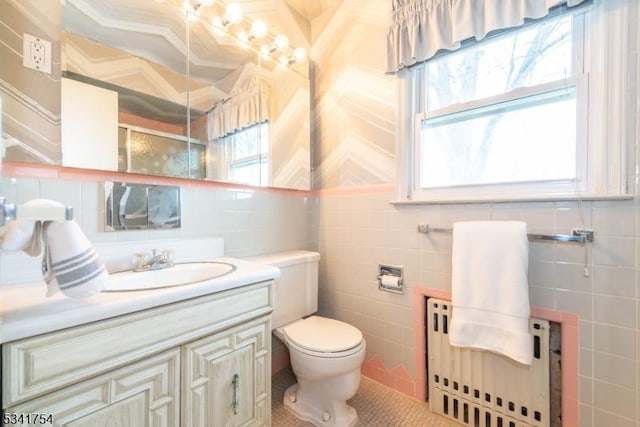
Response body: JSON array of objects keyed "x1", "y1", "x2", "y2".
[
  {"x1": 0, "y1": 177, "x2": 315, "y2": 285},
  {"x1": 316, "y1": 190, "x2": 640, "y2": 425}
]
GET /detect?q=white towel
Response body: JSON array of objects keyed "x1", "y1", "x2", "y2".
[
  {"x1": 1, "y1": 199, "x2": 107, "y2": 298},
  {"x1": 449, "y1": 221, "x2": 533, "y2": 365}
]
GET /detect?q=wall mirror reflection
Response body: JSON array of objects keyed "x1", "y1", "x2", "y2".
[{"x1": 4, "y1": 0, "x2": 311, "y2": 190}]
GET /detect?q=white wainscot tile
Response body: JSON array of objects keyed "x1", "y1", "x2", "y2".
[
  {"x1": 592, "y1": 237, "x2": 635, "y2": 267},
  {"x1": 593, "y1": 206, "x2": 635, "y2": 237},
  {"x1": 40, "y1": 179, "x2": 83, "y2": 210},
  {"x1": 592, "y1": 265, "x2": 635, "y2": 298},
  {"x1": 556, "y1": 289, "x2": 593, "y2": 320},
  {"x1": 594, "y1": 294, "x2": 636, "y2": 328},
  {"x1": 593, "y1": 323, "x2": 636, "y2": 359},
  {"x1": 593, "y1": 380, "x2": 636, "y2": 421},
  {"x1": 593, "y1": 351, "x2": 636, "y2": 390}
]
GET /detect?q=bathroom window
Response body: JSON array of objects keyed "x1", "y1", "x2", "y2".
[
  {"x1": 217, "y1": 122, "x2": 270, "y2": 186},
  {"x1": 398, "y1": 3, "x2": 633, "y2": 203}
]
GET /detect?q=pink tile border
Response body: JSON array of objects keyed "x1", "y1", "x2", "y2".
[
  {"x1": 361, "y1": 354, "x2": 421, "y2": 400},
  {"x1": 2, "y1": 161, "x2": 313, "y2": 195},
  {"x1": 4, "y1": 162, "x2": 401, "y2": 197}
]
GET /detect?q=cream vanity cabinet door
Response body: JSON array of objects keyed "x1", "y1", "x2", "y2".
[
  {"x1": 4, "y1": 349, "x2": 180, "y2": 426},
  {"x1": 182, "y1": 315, "x2": 271, "y2": 426}
]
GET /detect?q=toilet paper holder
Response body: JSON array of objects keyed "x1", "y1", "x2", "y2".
[{"x1": 378, "y1": 264, "x2": 403, "y2": 294}]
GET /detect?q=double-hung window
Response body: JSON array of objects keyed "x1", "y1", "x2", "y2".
[
  {"x1": 399, "y1": 3, "x2": 632, "y2": 203},
  {"x1": 216, "y1": 122, "x2": 270, "y2": 186}
]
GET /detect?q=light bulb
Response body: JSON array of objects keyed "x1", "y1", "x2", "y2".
[
  {"x1": 279, "y1": 55, "x2": 289, "y2": 67},
  {"x1": 225, "y1": 3, "x2": 243, "y2": 24},
  {"x1": 274, "y1": 34, "x2": 289, "y2": 51},
  {"x1": 212, "y1": 16, "x2": 224, "y2": 28},
  {"x1": 292, "y1": 47, "x2": 307, "y2": 63},
  {"x1": 238, "y1": 30, "x2": 249, "y2": 44},
  {"x1": 260, "y1": 45, "x2": 271, "y2": 59},
  {"x1": 251, "y1": 20, "x2": 268, "y2": 40},
  {"x1": 183, "y1": 0, "x2": 201, "y2": 20}
]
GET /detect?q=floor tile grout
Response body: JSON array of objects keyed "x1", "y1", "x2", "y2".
[{"x1": 271, "y1": 367, "x2": 459, "y2": 426}]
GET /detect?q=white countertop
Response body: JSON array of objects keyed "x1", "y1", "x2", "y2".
[{"x1": 0, "y1": 257, "x2": 279, "y2": 343}]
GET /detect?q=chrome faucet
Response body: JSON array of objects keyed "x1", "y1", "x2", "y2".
[{"x1": 132, "y1": 249, "x2": 174, "y2": 272}]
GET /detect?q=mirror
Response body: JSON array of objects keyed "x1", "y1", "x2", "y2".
[
  {"x1": 105, "y1": 182, "x2": 181, "y2": 231},
  {"x1": 5, "y1": 0, "x2": 311, "y2": 190}
]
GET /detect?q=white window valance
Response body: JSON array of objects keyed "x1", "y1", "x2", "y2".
[
  {"x1": 386, "y1": 0, "x2": 588, "y2": 73},
  {"x1": 207, "y1": 77, "x2": 270, "y2": 140}
]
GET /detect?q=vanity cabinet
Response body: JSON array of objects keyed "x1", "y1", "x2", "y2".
[{"x1": 1, "y1": 281, "x2": 272, "y2": 426}]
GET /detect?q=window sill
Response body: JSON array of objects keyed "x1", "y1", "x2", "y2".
[{"x1": 389, "y1": 193, "x2": 634, "y2": 205}]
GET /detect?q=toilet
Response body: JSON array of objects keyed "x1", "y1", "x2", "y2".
[{"x1": 251, "y1": 250, "x2": 366, "y2": 427}]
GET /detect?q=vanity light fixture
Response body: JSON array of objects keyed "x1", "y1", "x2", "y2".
[
  {"x1": 173, "y1": 0, "x2": 307, "y2": 67},
  {"x1": 212, "y1": 2, "x2": 243, "y2": 30},
  {"x1": 238, "y1": 19, "x2": 268, "y2": 44}
]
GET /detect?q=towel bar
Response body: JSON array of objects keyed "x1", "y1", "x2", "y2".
[
  {"x1": 417, "y1": 223, "x2": 594, "y2": 244},
  {"x1": 0, "y1": 197, "x2": 73, "y2": 225}
]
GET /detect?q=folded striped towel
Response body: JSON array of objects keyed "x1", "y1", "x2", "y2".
[
  {"x1": 0, "y1": 199, "x2": 107, "y2": 298},
  {"x1": 42, "y1": 219, "x2": 108, "y2": 298}
]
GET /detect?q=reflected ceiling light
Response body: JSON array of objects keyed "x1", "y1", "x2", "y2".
[
  {"x1": 278, "y1": 55, "x2": 288, "y2": 67},
  {"x1": 259, "y1": 44, "x2": 271, "y2": 58},
  {"x1": 183, "y1": 0, "x2": 215, "y2": 21},
  {"x1": 213, "y1": 2, "x2": 243, "y2": 30},
  {"x1": 292, "y1": 47, "x2": 307, "y2": 62},
  {"x1": 278, "y1": 47, "x2": 307, "y2": 67},
  {"x1": 183, "y1": 0, "x2": 203, "y2": 20},
  {"x1": 251, "y1": 20, "x2": 268, "y2": 39},
  {"x1": 238, "y1": 19, "x2": 268, "y2": 44},
  {"x1": 273, "y1": 34, "x2": 289, "y2": 51},
  {"x1": 225, "y1": 3, "x2": 243, "y2": 23},
  {"x1": 260, "y1": 34, "x2": 289, "y2": 57}
]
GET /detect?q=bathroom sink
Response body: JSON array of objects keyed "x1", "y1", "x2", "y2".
[{"x1": 104, "y1": 261, "x2": 237, "y2": 292}]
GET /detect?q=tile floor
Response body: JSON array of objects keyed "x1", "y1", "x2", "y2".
[{"x1": 271, "y1": 367, "x2": 458, "y2": 426}]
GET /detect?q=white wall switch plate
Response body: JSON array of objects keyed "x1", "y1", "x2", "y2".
[{"x1": 23, "y1": 33, "x2": 52, "y2": 74}]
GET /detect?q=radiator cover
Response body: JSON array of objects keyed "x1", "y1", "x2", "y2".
[{"x1": 427, "y1": 298, "x2": 550, "y2": 427}]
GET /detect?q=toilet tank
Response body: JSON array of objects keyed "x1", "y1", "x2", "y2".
[{"x1": 249, "y1": 250, "x2": 320, "y2": 329}]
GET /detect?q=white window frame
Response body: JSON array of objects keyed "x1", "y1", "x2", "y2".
[
  {"x1": 394, "y1": 3, "x2": 634, "y2": 204},
  {"x1": 216, "y1": 121, "x2": 270, "y2": 186}
]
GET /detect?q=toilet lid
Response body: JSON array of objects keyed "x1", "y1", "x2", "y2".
[{"x1": 284, "y1": 316, "x2": 363, "y2": 353}]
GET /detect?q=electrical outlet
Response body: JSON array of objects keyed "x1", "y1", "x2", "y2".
[{"x1": 23, "y1": 33, "x2": 52, "y2": 74}]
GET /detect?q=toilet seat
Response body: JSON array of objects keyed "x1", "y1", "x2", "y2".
[{"x1": 283, "y1": 315, "x2": 364, "y2": 358}]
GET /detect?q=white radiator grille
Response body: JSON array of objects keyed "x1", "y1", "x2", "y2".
[{"x1": 427, "y1": 298, "x2": 550, "y2": 427}]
